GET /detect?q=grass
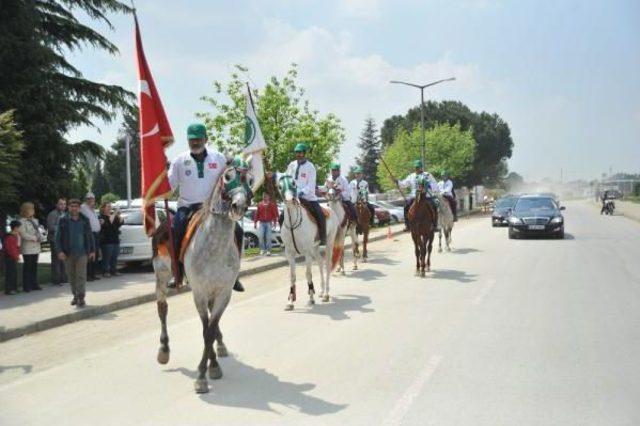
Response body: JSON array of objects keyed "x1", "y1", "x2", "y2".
[
  {"x1": 625, "y1": 196, "x2": 640, "y2": 204},
  {"x1": 0, "y1": 263, "x2": 52, "y2": 292}
]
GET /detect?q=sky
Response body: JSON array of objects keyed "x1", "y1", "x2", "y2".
[{"x1": 68, "y1": 0, "x2": 640, "y2": 182}]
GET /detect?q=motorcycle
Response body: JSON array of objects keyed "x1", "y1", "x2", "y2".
[{"x1": 603, "y1": 199, "x2": 615, "y2": 215}]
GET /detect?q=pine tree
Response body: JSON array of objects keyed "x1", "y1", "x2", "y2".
[
  {"x1": 356, "y1": 117, "x2": 381, "y2": 192},
  {"x1": 91, "y1": 162, "x2": 111, "y2": 202}
]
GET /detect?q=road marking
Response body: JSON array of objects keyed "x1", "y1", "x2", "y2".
[
  {"x1": 383, "y1": 354, "x2": 443, "y2": 426},
  {"x1": 473, "y1": 278, "x2": 496, "y2": 305}
]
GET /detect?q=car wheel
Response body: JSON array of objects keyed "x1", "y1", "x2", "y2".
[
  {"x1": 244, "y1": 234, "x2": 259, "y2": 249},
  {"x1": 508, "y1": 227, "x2": 516, "y2": 239},
  {"x1": 557, "y1": 228, "x2": 565, "y2": 239},
  {"x1": 125, "y1": 260, "x2": 145, "y2": 269},
  {"x1": 391, "y1": 215, "x2": 398, "y2": 223}
]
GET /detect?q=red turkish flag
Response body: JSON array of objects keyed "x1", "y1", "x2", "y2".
[{"x1": 135, "y1": 16, "x2": 174, "y2": 236}]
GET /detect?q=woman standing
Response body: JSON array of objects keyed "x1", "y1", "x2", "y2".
[
  {"x1": 19, "y1": 202, "x2": 43, "y2": 292},
  {"x1": 98, "y1": 202, "x2": 123, "y2": 277}
]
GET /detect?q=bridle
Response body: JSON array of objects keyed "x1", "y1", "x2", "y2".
[{"x1": 277, "y1": 175, "x2": 303, "y2": 254}]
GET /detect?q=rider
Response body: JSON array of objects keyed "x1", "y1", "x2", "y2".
[
  {"x1": 349, "y1": 166, "x2": 376, "y2": 225},
  {"x1": 397, "y1": 159, "x2": 439, "y2": 230},
  {"x1": 168, "y1": 123, "x2": 246, "y2": 292},
  {"x1": 600, "y1": 190, "x2": 615, "y2": 215},
  {"x1": 285, "y1": 142, "x2": 326, "y2": 245},
  {"x1": 325, "y1": 162, "x2": 357, "y2": 223},
  {"x1": 438, "y1": 170, "x2": 458, "y2": 221}
]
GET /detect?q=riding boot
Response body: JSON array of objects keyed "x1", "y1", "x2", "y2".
[
  {"x1": 367, "y1": 204, "x2": 376, "y2": 225},
  {"x1": 312, "y1": 202, "x2": 327, "y2": 245}
]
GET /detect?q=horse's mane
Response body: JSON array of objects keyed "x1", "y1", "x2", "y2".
[
  {"x1": 408, "y1": 191, "x2": 436, "y2": 224},
  {"x1": 202, "y1": 173, "x2": 225, "y2": 220}
]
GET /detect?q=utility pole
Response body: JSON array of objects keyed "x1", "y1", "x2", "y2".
[{"x1": 125, "y1": 134, "x2": 132, "y2": 208}]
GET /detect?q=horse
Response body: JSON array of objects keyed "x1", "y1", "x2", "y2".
[
  {"x1": 407, "y1": 183, "x2": 437, "y2": 277},
  {"x1": 435, "y1": 193, "x2": 454, "y2": 252},
  {"x1": 276, "y1": 174, "x2": 340, "y2": 310},
  {"x1": 355, "y1": 188, "x2": 371, "y2": 262},
  {"x1": 151, "y1": 166, "x2": 248, "y2": 394},
  {"x1": 325, "y1": 186, "x2": 359, "y2": 275}
]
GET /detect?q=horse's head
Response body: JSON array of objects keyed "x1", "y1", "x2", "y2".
[
  {"x1": 357, "y1": 187, "x2": 368, "y2": 203},
  {"x1": 415, "y1": 176, "x2": 428, "y2": 194},
  {"x1": 277, "y1": 173, "x2": 297, "y2": 203},
  {"x1": 221, "y1": 167, "x2": 248, "y2": 220},
  {"x1": 325, "y1": 182, "x2": 339, "y2": 202}
]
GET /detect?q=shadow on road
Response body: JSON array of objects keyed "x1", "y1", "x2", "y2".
[
  {"x1": 346, "y1": 269, "x2": 386, "y2": 281},
  {"x1": 164, "y1": 358, "x2": 347, "y2": 415},
  {"x1": 0, "y1": 364, "x2": 32, "y2": 375},
  {"x1": 450, "y1": 247, "x2": 481, "y2": 255},
  {"x1": 294, "y1": 294, "x2": 374, "y2": 320},
  {"x1": 429, "y1": 269, "x2": 477, "y2": 284},
  {"x1": 362, "y1": 257, "x2": 401, "y2": 266}
]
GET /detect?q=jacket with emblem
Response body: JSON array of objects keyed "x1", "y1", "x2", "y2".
[
  {"x1": 286, "y1": 160, "x2": 318, "y2": 201},
  {"x1": 168, "y1": 148, "x2": 227, "y2": 207},
  {"x1": 349, "y1": 179, "x2": 369, "y2": 203},
  {"x1": 325, "y1": 174, "x2": 350, "y2": 200},
  {"x1": 399, "y1": 172, "x2": 439, "y2": 197}
]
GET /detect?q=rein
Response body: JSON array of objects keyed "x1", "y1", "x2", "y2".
[{"x1": 283, "y1": 200, "x2": 303, "y2": 255}]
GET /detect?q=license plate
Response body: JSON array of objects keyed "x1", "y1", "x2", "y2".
[
  {"x1": 528, "y1": 225, "x2": 545, "y2": 230},
  {"x1": 119, "y1": 246, "x2": 133, "y2": 255}
]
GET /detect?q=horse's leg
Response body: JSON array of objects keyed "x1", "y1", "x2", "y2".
[
  {"x1": 438, "y1": 228, "x2": 443, "y2": 253},
  {"x1": 305, "y1": 256, "x2": 315, "y2": 306},
  {"x1": 351, "y1": 226, "x2": 359, "y2": 271},
  {"x1": 207, "y1": 295, "x2": 230, "y2": 380},
  {"x1": 214, "y1": 296, "x2": 231, "y2": 357},
  {"x1": 426, "y1": 231, "x2": 434, "y2": 273},
  {"x1": 194, "y1": 300, "x2": 211, "y2": 393},
  {"x1": 319, "y1": 239, "x2": 330, "y2": 303},
  {"x1": 154, "y1": 258, "x2": 171, "y2": 364},
  {"x1": 363, "y1": 227, "x2": 369, "y2": 262},
  {"x1": 412, "y1": 232, "x2": 420, "y2": 276},
  {"x1": 446, "y1": 227, "x2": 452, "y2": 251},
  {"x1": 285, "y1": 253, "x2": 297, "y2": 311}
]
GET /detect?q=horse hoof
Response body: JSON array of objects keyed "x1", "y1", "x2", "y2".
[
  {"x1": 216, "y1": 344, "x2": 228, "y2": 358},
  {"x1": 285, "y1": 303, "x2": 294, "y2": 311},
  {"x1": 208, "y1": 365, "x2": 223, "y2": 380},
  {"x1": 353, "y1": 266, "x2": 358, "y2": 271},
  {"x1": 194, "y1": 379, "x2": 209, "y2": 393},
  {"x1": 322, "y1": 295, "x2": 330, "y2": 303},
  {"x1": 438, "y1": 248, "x2": 442, "y2": 253},
  {"x1": 157, "y1": 348, "x2": 170, "y2": 365},
  {"x1": 307, "y1": 299, "x2": 315, "y2": 306},
  {"x1": 421, "y1": 271, "x2": 426, "y2": 277},
  {"x1": 341, "y1": 271, "x2": 346, "y2": 276}
]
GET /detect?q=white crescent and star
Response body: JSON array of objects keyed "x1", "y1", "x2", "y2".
[{"x1": 139, "y1": 79, "x2": 159, "y2": 138}]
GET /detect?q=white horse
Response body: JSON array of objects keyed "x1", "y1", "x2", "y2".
[
  {"x1": 152, "y1": 166, "x2": 248, "y2": 394},
  {"x1": 436, "y1": 193, "x2": 454, "y2": 252},
  {"x1": 325, "y1": 186, "x2": 359, "y2": 274},
  {"x1": 276, "y1": 174, "x2": 340, "y2": 310}
]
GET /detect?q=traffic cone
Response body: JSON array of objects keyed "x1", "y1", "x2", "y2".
[{"x1": 387, "y1": 224, "x2": 392, "y2": 240}]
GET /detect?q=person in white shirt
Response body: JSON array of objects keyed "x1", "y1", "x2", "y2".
[
  {"x1": 437, "y1": 170, "x2": 457, "y2": 221},
  {"x1": 397, "y1": 160, "x2": 439, "y2": 230},
  {"x1": 81, "y1": 192, "x2": 102, "y2": 281},
  {"x1": 325, "y1": 162, "x2": 357, "y2": 222},
  {"x1": 167, "y1": 123, "x2": 245, "y2": 291},
  {"x1": 285, "y1": 142, "x2": 326, "y2": 244},
  {"x1": 349, "y1": 166, "x2": 376, "y2": 224}
]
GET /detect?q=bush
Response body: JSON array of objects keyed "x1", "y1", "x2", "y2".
[{"x1": 101, "y1": 193, "x2": 120, "y2": 204}]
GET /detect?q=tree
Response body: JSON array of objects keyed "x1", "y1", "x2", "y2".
[
  {"x1": 101, "y1": 192, "x2": 120, "y2": 204},
  {"x1": 198, "y1": 64, "x2": 345, "y2": 177},
  {"x1": 503, "y1": 172, "x2": 524, "y2": 191},
  {"x1": 104, "y1": 109, "x2": 141, "y2": 198},
  {"x1": 91, "y1": 162, "x2": 110, "y2": 202},
  {"x1": 0, "y1": 0, "x2": 133, "y2": 213},
  {"x1": 377, "y1": 123, "x2": 476, "y2": 191},
  {"x1": 0, "y1": 110, "x2": 24, "y2": 229},
  {"x1": 355, "y1": 117, "x2": 381, "y2": 192}
]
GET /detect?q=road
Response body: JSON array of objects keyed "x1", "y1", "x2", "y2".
[{"x1": 1, "y1": 201, "x2": 639, "y2": 426}]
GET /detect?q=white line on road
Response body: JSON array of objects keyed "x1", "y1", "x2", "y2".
[
  {"x1": 473, "y1": 278, "x2": 496, "y2": 305},
  {"x1": 383, "y1": 354, "x2": 443, "y2": 426}
]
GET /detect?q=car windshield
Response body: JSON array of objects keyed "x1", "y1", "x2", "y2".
[
  {"x1": 495, "y1": 198, "x2": 517, "y2": 208},
  {"x1": 121, "y1": 210, "x2": 143, "y2": 225},
  {"x1": 514, "y1": 198, "x2": 557, "y2": 213}
]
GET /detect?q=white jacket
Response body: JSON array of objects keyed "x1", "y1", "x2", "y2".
[
  {"x1": 19, "y1": 217, "x2": 42, "y2": 255},
  {"x1": 168, "y1": 148, "x2": 227, "y2": 207},
  {"x1": 438, "y1": 179, "x2": 454, "y2": 196},
  {"x1": 349, "y1": 179, "x2": 369, "y2": 202},
  {"x1": 325, "y1": 174, "x2": 350, "y2": 200},
  {"x1": 286, "y1": 160, "x2": 317, "y2": 201},
  {"x1": 399, "y1": 172, "x2": 439, "y2": 197},
  {"x1": 80, "y1": 204, "x2": 101, "y2": 233}
]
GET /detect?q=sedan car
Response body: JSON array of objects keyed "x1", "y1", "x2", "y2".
[
  {"x1": 375, "y1": 200, "x2": 404, "y2": 223},
  {"x1": 241, "y1": 207, "x2": 283, "y2": 250},
  {"x1": 507, "y1": 195, "x2": 565, "y2": 239},
  {"x1": 118, "y1": 202, "x2": 176, "y2": 266},
  {"x1": 491, "y1": 196, "x2": 518, "y2": 227}
]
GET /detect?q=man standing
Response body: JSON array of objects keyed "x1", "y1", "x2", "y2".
[
  {"x1": 397, "y1": 160, "x2": 439, "y2": 230},
  {"x1": 55, "y1": 199, "x2": 95, "y2": 307},
  {"x1": 168, "y1": 123, "x2": 245, "y2": 291},
  {"x1": 47, "y1": 198, "x2": 68, "y2": 285},
  {"x1": 285, "y1": 143, "x2": 326, "y2": 245},
  {"x1": 80, "y1": 193, "x2": 101, "y2": 281},
  {"x1": 254, "y1": 193, "x2": 279, "y2": 256},
  {"x1": 438, "y1": 171, "x2": 458, "y2": 221},
  {"x1": 326, "y1": 162, "x2": 358, "y2": 223},
  {"x1": 349, "y1": 166, "x2": 376, "y2": 225}
]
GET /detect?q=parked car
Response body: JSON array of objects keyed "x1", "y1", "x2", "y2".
[
  {"x1": 5, "y1": 216, "x2": 48, "y2": 250},
  {"x1": 241, "y1": 207, "x2": 283, "y2": 250},
  {"x1": 507, "y1": 195, "x2": 565, "y2": 239},
  {"x1": 369, "y1": 202, "x2": 391, "y2": 226},
  {"x1": 491, "y1": 196, "x2": 519, "y2": 227},
  {"x1": 375, "y1": 200, "x2": 404, "y2": 223}
]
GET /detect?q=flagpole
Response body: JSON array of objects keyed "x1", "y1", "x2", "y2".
[{"x1": 379, "y1": 155, "x2": 408, "y2": 203}]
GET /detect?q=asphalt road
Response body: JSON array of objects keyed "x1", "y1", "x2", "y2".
[{"x1": 1, "y1": 201, "x2": 639, "y2": 426}]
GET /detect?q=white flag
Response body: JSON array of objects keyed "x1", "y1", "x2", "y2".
[{"x1": 243, "y1": 85, "x2": 267, "y2": 192}]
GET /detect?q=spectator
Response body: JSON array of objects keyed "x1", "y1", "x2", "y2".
[
  {"x1": 98, "y1": 202, "x2": 123, "y2": 277},
  {"x1": 46, "y1": 198, "x2": 68, "y2": 286},
  {"x1": 3, "y1": 220, "x2": 22, "y2": 295},
  {"x1": 55, "y1": 199, "x2": 95, "y2": 307},
  {"x1": 19, "y1": 202, "x2": 44, "y2": 292},
  {"x1": 254, "y1": 193, "x2": 279, "y2": 256},
  {"x1": 80, "y1": 192, "x2": 101, "y2": 282}
]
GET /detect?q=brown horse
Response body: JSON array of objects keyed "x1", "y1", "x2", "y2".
[
  {"x1": 408, "y1": 186, "x2": 437, "y2": 277},
  {"x1": 355, "y1": 189, "x2": 371, "y2": 262}
]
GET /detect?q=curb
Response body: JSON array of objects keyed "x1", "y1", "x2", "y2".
[{"x1": 0, "y1": 226, "x2": 406, "y2": 343}]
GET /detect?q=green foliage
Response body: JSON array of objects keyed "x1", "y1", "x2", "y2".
[
  {"x1": 198, "y1": 64, "x2": 345, "y2": 176},
  {"x1": 0, "y1": 110, "x2": 25, "y2": 215},
  {"x1": 378, "y1": 123, "x2": 475, "y2": 191},
  {"x1": 380, "y1": 100, "x2": 513, "y2": 186},
  {"x1": 0, "y1": 0, "x2": 133, "y2": 211},
  {"x1": 91, "y1": 162, "x2": 110, "y2": 202},
  {"x1": 503, "y1": 171, "x2": 524, "y2": 191},
  {"x1": 101, "y1": 192, "x2": 120, "y2": 204},
  {"x1": 355, "y1": 117, "x2": 381, "y2": 192},
  {"x1": 104, "y1": 108, "x2": 141, "y2": 198},
  {"x1": 68, "y1": 167, "x2": 90, "y2": 199}
]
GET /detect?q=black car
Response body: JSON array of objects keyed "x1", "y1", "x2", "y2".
[
  {"x1": 491, "y1": 196, "x2": 518, "y2": 227},
  {"x1": 507, "y1": 195, "x2": 565, "y2": 239}
]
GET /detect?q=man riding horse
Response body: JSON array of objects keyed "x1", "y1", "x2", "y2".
[
  {"x1": 438, "y1": 170, "x2": 458, "y2": 222},
  {"x1": 349, "y1": 166, "x2": 376, "y2": 225},
  {"x1": 168, "y1": 123, "x2": 247, "y2": 291},
  {"x1": 285, "y1": 142, "x2": 327, "y2": 245},
  {"x1": 325, "y1": 162, "x2": 358, "y2": 224},
  {"x1": 397, "y1": 159, "x2": 439, "y2": 230}
]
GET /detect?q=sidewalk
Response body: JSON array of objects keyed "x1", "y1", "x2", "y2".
[{"x1": 0, "y1": 223, "x2": 407, "y2": 342}]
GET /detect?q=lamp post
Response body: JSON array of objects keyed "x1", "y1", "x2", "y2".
[
  {"x1": 390, "y1": 77, "x2": 455, "y2": 167},
  {"x1": 125, "y1": 134, "x2": 132, "y2": 208}
]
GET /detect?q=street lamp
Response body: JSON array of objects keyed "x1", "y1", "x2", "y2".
[
  {"x1": 125, "y1": 134, "x2": 132, "y2": 208},
  {"x1": 390, "y1": 77, "x2": 456, "y2": 167}
]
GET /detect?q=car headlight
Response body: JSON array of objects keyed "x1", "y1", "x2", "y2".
[
  {"x1": 550, "y1": 216, "x2": 563, "y2": 224},
  {"x1": 508, "y1": 216, "x2": 522, "y2": 225}
]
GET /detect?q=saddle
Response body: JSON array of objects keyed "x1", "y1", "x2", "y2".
[
  {"x1": 298, "y1": 199, "x2": 331, "y2": 224},
  {"x1": 179, "y1": 209, "x2": 204, "y2": 262}
]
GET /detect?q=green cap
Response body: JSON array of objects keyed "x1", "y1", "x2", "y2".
[
  {"x1": 330, "y1": 162, "x2": 341, "y2": 170},
  {"x1": 413, "y1": 159, "x2": 423, "y2": 169},
  {"x1": 187, "y1": 123, "x2": 207, "y2": 140},
  {"x1": 354, "y1": 166, "x2": 364, "y2": 173},
  {"x1": 232, "y1": 156, "x2": 248, "y2": 170},
  {"x1": 294, "y1": 142, "x2": 309, "y2": 153}
]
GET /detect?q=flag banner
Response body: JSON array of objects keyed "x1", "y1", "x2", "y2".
[
  {"x1": 135, "y1": 15, "x2": 174, "y2": 236},
  {"x1": 243, "y1": 85, "x2": 267, "y2": 192}
]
